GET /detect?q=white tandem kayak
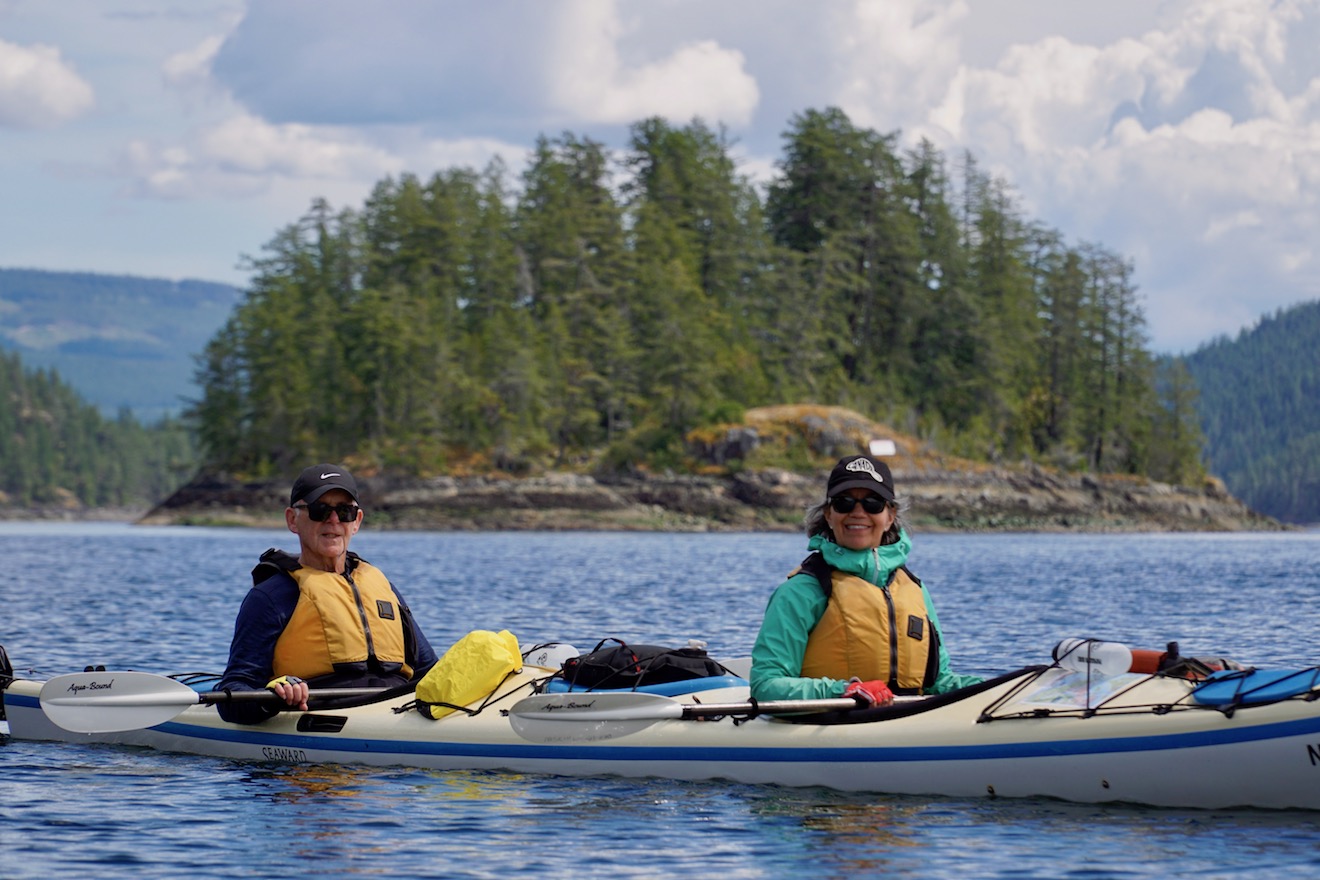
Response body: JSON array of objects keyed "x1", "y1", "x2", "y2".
[{"x1": 5, "y1": 653, "x2": 1320, "y2": 811}]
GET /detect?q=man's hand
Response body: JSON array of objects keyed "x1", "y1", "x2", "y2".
[{"x1": 266, "y1": 675, "x2": 309, "y2": 710}]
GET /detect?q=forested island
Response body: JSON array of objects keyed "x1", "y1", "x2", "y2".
[{"x1": 189, "y1": 109, "x2": 1202, "y2": 488}]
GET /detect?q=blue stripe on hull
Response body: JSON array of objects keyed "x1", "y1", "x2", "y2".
[{"x1": 158, "y1": 715, "x2": 1320, "y2": 764}]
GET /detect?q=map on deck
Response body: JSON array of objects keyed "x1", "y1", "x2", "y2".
[{"x1": 1013, "y1": 669, "x2": 1147, "y2": 710}]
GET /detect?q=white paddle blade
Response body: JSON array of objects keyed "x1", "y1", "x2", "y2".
[
  {"x1": 508, "y1": 692, "x2": 684, "y2": 744},
  {"x1": 40, "y1": 671, "x2": 202, "y2": 733},
  {"x1": 511, "y1": 692, "x2": 687, "y2": 722}
]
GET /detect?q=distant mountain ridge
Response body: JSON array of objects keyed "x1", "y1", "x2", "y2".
[
  {"x1": 1180, "y1": 298, "x2": 1320, "y2": 524},
  {"x1": 0, "y1": 268, "x2": 242, "y2": 422}
]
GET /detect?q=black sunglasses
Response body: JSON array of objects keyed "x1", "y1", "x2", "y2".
[
  {"x1": 294, "y1": 501, "x2": 360, "y2": 523},
  {"x1": 829, "y1": 495, "x2": 889, "y2": 515}
]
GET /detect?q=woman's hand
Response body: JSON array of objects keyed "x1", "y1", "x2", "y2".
[{"x1": 843, "y1": 678, "x2": 894, "y2": 707}]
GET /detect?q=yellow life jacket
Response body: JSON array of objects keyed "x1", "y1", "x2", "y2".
[
  {"x1": 271, "y1": 557, "x2": 412, "y2": 682},
  {"x1": 798, "y1": 554, "x2": 938, "y2": 694}
]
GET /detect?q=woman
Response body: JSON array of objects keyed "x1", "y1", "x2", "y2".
[{"x1": 750, "y1": 453, "x2": 983, "y2": 706}]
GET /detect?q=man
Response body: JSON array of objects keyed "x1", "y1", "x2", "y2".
[{"x1": 214, "y1": 463, "x2": 437, "y2": 723}]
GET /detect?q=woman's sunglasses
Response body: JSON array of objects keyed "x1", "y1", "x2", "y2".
[
  {"x1": 294, "y1": 501, "x2": 361, "y2": 522},
  {"x1": 829, "y1": 495, "x2": 889, "y2": 515}
]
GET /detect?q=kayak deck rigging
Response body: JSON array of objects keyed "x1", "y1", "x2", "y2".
[
  {"x1": 97, "y1": 658, "x2": 1320, "y2": 731},
  {"x1": 978, "y1": 664, "x2": 1320, "y2": 722}
]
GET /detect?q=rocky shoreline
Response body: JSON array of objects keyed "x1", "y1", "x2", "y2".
[
  {"x1": 17, "y1": 407, "x2": 1283, "y2": 533},
  {"x1": 135, "y1": 461, "x2": 1284, "y2": 533}
]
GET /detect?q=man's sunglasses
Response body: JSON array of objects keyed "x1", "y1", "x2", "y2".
[
  {"x1": 829, "y1": 495, "x2": 889, "y2": 515},
  {"x1": 294, "y1": 501, "x2": 361, "y2": 522}
]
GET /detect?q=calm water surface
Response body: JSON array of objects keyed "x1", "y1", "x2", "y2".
[{"x1": 3, "y1": 523, "x2": 1320, "y2": 879}]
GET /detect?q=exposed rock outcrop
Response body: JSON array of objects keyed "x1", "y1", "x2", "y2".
[
  {"x1": 140, "y1": 463, "x2": 1280, "y2": 533},
  {"x1": 138, "y1": 405, "x2": 1284, "y2": 533}
]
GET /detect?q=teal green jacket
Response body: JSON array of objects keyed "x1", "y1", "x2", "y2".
[{"x1": 750, "y1": 530, "x2": 983, "y2": 702}]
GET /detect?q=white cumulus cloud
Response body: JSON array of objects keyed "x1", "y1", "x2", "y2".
[
  {"x1": 120, "y1": 114, "x2": 406, "y2": 199},
  {"x1": 546, "y1": 3, "x2": 758, "y2": 125},
  {"x1": 0, "y1": 38, "x2": 94, "y2": 128},
  {"x1": 833, "y1": 0, "x2": 970, "y2": 133},
  {"x1": 163, "y1": 35, "x2": 226, "y2": 93}
]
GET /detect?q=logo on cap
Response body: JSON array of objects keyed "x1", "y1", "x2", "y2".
[
  {"x1": 320, "y1": 472, "x2": 341, "y2": 479},
  {"x1": 845, "y1": 458, "x2": 883, "y2": 483}
]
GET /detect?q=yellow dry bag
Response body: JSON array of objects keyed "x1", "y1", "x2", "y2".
[{"x1": 415, "y1": 629, "x2": 522, "y2": 720}]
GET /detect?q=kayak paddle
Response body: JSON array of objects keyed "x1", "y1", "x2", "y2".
[
  {"x1": 39, "y1": 670, "x2": 389, "y2": 733},
  {"x1": 508, "y1": 691, "x2": 865, "y2": 743}
]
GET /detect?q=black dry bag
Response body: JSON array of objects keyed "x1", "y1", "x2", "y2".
[{"x1": 560, "y1": 638, "x2": 727, "y2": 689}]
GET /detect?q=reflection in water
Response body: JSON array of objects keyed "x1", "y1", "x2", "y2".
[
  {"x1": 249, "y1": 763, "x2": 375, "y2": 802},
  {"x1": 783, "y1": 796, "x2": 927, "y2": 875},
  {"x1": 801, "y1": 799, "x2": 924, "y2": 849}
]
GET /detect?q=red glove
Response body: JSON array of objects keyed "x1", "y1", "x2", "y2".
[{"x1": 843, "y1": 678, "x2": 894, "y2": 707}]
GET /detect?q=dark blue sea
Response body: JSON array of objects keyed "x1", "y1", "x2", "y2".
[{"x1": 3, "y1": 523, "x2": 1320, "y2": 879}]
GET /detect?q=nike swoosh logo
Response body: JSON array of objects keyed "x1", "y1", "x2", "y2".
[{"x1": 320, "y1": 472, "x2": 341, "y2": 479}]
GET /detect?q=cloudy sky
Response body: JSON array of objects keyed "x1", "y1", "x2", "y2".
[{"x1": 3, "y1": 0, "x2": 1318, "y2": 353}]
